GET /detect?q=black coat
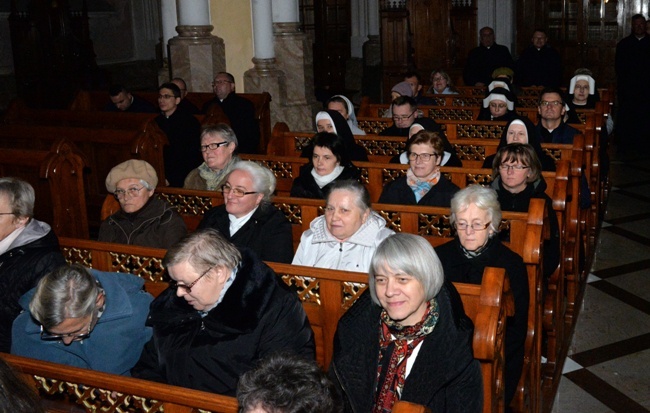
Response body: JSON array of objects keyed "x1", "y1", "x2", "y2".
[
  {"x1": 0, "y1": 221, "x2": 65, "y2": 352},
  {"x1": 131, "y1": 248, "x2": 315, "y2": 395},
  {"x1": 197, "y1": 203, "x2": 294, "y2": 263},
  {"x1": 435, "y1": 237, "x2": 528, "y2": 406},
  {"x1": 290, "y1": 163, "x2": 361, "y2": 199},
  {"x1": 463, "y1": 43, "x2": 514, "y2": 86},
  {"x1": 378, "y1": 174, "x2": 459, "y2": 207},
  {"x1": 515, "y1": 45, "x2": 562, "y2": 88},
  {"x1": 329, "y1": 285, "x2": 483, "y2": 413},
  {"x1": 492, "y1": 177, "x2": 560, "y2": 280},
  {"x1": 155, "y1": 110, "x2": 203, "y2": 187},
  {"x1": 202, "y1": 93, "x2": 260, "y2": 154}
]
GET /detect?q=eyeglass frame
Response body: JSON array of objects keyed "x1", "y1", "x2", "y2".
[
  {"x1": 39, "y1": 304, "x2": 100, "y2": 342},
  {"x1": 172, "y1": 265, "x2": 216, "y2": 293},
  {"x1": 158, "y1": 94, "x2": 177, "y2": 100},
  {"x1": 221, "y1": 183, "x2": 257, "y2": 198},
  {"x1": 407, "y1": 152, "x2": 439, "y2": 162},
  {"x1": 113, "y1": 186, "x2": 146, "y2": 200},
  {"x1": 200, "y1": 141, "x2": 230, "y2": 152},
  {"x1": 392, "y1": 109, "x2": 417, "y2": 122},
  {"x1": 454, "y1": 221, "x2": 492, "y2": 232},
  {"x1": 498, "y1": 164, "x2": 530, "y2": 171}
]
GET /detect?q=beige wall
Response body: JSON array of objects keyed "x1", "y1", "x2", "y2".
[{"x1": 210, "y1": 1, "x2": 254, "y2": 88}]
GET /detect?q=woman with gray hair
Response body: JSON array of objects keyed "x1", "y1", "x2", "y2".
[
  {"x1": 329, "y1": 233, "x2": 482, "y2": 412},
  {"x1": 434, "y1": 184, "x2": 528, "y2": 408},
  {"x1": 131, "y1": 229, "x2": 314, "y2": 395},
  {"x1": 0, "y1": 177, "x2": 65, "y2": 353},
  {"x1": 198, "y1": 161, "x2": 293, "y2": 263},
  {"x1": 184, "y1": 123, "x2": 241, "y2": 190},
  {"x1": 11, "y1": 264, "x2": 152, "y2": 375},
  {"x1": 99, "y1": 159, "x2": 187, "y2": 249}
]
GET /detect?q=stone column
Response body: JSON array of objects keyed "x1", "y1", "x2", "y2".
[
  {"x1": 363, "y1": 0, "x2": 382, "y2": 100},
  {"x1": 168, "y1": 0, "x2": 225, "y2": 92}
]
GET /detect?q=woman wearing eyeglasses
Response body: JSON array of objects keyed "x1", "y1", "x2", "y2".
[
  {"x1": 492, "y1": 144, "x2": 560, "y2": 280},
  {"x1": 434, "y1": 185, "x2": 528, "y2": 408},
  {"x1": 12, "y1": 264, "x2": 153, "y2": 375},
  {"x1": 132, "y1": 229, "x2": 315, "y2": 394},
  {"x1": 378, "y1": 130, "x2": 459, "y2": 207},
  {"x1": 197, "y1": 161, "x2": 293, "y2": 263},
  {"x1": 184, "y1": 123, "x2": 241, "y2": 191},
  {"x1": 99, "y1": 159, "x2": 187, "y2": 249},
  {"x1": 477, "y1": 87, "x2": 517, "y2": 122}
]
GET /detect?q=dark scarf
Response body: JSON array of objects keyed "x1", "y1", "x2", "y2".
[{"x1": 373, "y1": 298, "x2": 439, "y2": 412}]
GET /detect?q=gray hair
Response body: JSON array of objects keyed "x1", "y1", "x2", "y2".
[
  {"x1": 229, "y1": 161, "x2": 276, "y2": 202},
  {"x1": 450, "y1": 185, "x2": 501, "y2": 233},
  {"x1": 201, "y1": 123, "x2": 239, "y2": 148},
  {"x1": 29, "y1": 264, "x2": 101, "y2": 330},
  {"x1": 0, "y1": 177, "x2": 35, "y2": 218},
  {"x1": 326, "y1": 180, "x2": 371, "y2": 212},
  {"x1": 369, "y1": 233, "x2": 444, "y2": 305},
  {"x1": 163, "y1": 229, "x2": 242, "y2": 275}
]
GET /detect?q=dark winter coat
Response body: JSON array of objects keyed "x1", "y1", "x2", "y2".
[
  {"x1": 435, "y1": 237, "x2": 528, "y2": 406},
  {"x1": 155, "y1": 109, "x2": 203, "y2": 187},
  {"x1": 463, "y1": 43, "x2": 514, "y2": 86},
  {"x1": 197, "y1": 203, "x2": 294, "y2": 263},
  {"x1": 0, "y1": 219, "x2": 65, "y2": 352},
  {"x1": 131, "y1": 248, "x2": 315, "y2": 395},
  {"x1": 202, "y1": 93, "x2": 260, "y2": 154},
  {"x1": 98, "y1": 196, "x2": 187, "y2": 249},
  {"x1": 535, "y1": 121, "x2": 580, "y2": 145},
  {"x1": 329, "y1": 285, "x2": 483, "y2": 413},
  {"x1": 378, "y1": 174, "x2": 459, "y2": 207},
  {"x1": 290, "y1": 163, "x2": 361, "y2": 199},
  {"x1": 515, "y1": 44, "x2": 562, "y2": 88}
]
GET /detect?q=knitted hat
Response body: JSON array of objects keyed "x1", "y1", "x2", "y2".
[
  {"x1": 492, "y1": 67, "x2": 514, "y2": 81},
  {"x1": 105, "y1": 159, "x2": 158, "y2": 193},
  {"x1": 569, "y1": 75, "x2": 595, "y2": 94},
  {"x1": 391, "y1": 81, "x2": 414, "y2": 98}
]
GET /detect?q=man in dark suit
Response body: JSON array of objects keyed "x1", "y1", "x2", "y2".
[
  {"x1": 202, "y1": 72, "x2": 260, "y2": 154},
  {"x1": 105, "y1": 84, "x2": 157, "y2": 113},
  {"x1": 463, "y1": 27, "x2": 514, "y2": 87}
]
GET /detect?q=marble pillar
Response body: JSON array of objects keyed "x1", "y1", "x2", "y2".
[
  {"x1": 168, "y1": 0, "x2": 224, "y2": 92},
  {"x1": 362, "y1": 0, "x2": 382, "y2": 100}
]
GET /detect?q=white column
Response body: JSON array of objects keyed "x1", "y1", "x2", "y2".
[
  {"x1": 350, "y1": 0, "x2": 368, "y2": 58},
  {"x1": 272, "y1": 0, "x2": 299, "y2": 23},
  {"x1": 251, "y1": 0, "x2": 275, "y2": 59},
  {"x1": 176, "y1": 0, "x2": 210, "y2": 26},
  {"x1": 160, "y1": 0, "x2": 177, "y2": 59},
  {"x1": 368, "y1": 0, "x2": 380, "y2": 35}
]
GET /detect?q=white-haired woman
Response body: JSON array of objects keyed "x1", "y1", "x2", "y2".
[
  {"x1": 330, "y1": 233, "x2": 483, "y2": 412},
  {"x1": 198, "y1": 161, "x2": 293, "y2": 263}
]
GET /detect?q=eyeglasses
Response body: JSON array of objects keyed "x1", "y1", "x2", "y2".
[
  {"x1": 454, "y1": 222, "x2": 491, "y2": 231},
  {"x1": 114, "y1": 186, "x2": 146, "y2": 199},
  {"x1": 200, "y1": 141, "x2": 229, "y2": 152},
  {"x1": 392, "y1": 110, "x2": 416, "y2": 121},
  {"x1": 40, "y1": 308, "x2": 98, "y2": 342},
  {"x1": 540, "y1": 100, "x2": 562, "y2": 107},
  {"x1": 408, "y1": 152, "x2": 438, "y2": 162},
  {"x1": 221, "y1": 183, "x2": 257, "y2": 198},
  {"x1": 499, "y1": 164, "x2": 530, "y2": 171},
  {"x1": 158, "y1": 94, "x2": 176, "y2": 100},
  {"x1": 173, "y1": 265, "x2": 215, "y2": 293},
  {"x1": 212, "y1": 80, "x2": 232, "y2": 86}
]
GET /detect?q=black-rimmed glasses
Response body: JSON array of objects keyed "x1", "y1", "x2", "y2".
[
  {"x1": 200, "y1": 141, "x2": 229, "y2": 152},
  {"x1": 498, "y1": 164, "x2": 530, "y2": 171},
  {"x1": 392, "y1": 110, "x2": 417, "y2": 121},
  {"x1": 172, "y1": 265, "x2": 215, "y2": 293},
  {"x1": 408, "y1": 152, "x2": 439, "y2": 162},
  {"x1": 221, "y1": 184, "x2": 257, "y2": 198},
  {"x1": 40, "y1": 310, "x2": 98, "y2": 342}
]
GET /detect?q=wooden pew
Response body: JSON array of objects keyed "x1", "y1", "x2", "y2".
[
  {"x1": 0, "y1": 139, "x2": 89, "y2": 238},
  {"x1": 357, "y1": 102, "x2": 541, "y2": 123},
  {"x1": 50, "y1": 236, "x2": 511, "y2": 413},
  {"x1": 68, "y1": 90, "x2": 272, "y2": 154},
  {"x1": 0, "y1": 122, "x2": 168, "y2": 230}
]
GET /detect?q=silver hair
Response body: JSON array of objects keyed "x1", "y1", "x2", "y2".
[
  {"x1": 326, "y1": 180, "x2": 371, "y2": 211},
  {"x1": 229, "y1": 161, "x2": 276, "y2": 202},
  {"x1": 200, "y1": 123, "x2": 239, "y2": 148},
  {"x1": 0, "y1": 177, "x2": 35, "y2": 218},
  {"x1": 450, "y1": 185, "x2": 502, "y2": 233},
  {"x1": 29, "y1": 264, "x2": 101, "y2": 330},
  {"x1": 139, "y1": 179, "x2": 154, "y2": 191},
  {"x1": 369, "y1": 233, "x2": 444, "y2": 305},
  {"x1": 163, "y1": 229, "x2": 242, "y2": 275}
]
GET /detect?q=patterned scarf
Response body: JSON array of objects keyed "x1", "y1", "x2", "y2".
[
  {"x1": 198, "y1": 162, "x2": 229, "y2": 191},
  {"x1": 406, "y1": 168, "x2": 440, "y2": 203},
  {"x1": 373, "y1": 298, "x2": 440, "y2": 413}
]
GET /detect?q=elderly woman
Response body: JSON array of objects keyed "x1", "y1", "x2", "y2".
[
  {"x1": 0, "y1": 178, "x2": 65, "y2": 353},
  {"x1": 390, "y1": 119, "x2": 462, "y2": 167},
  {"x1": 291, "y1": 132, "x2": 361, "y2": 199},
  {"x1": 197, "y1": 161, "x2": 293, "y2": 263},
  {"x1": 434, "y1": 185, "x2": 528, "y2": 407},
  {"x1": 131, "y1": 229, "x2": 315, "y2": 395},
  {"x1": 477, "y1": 87, "x2": 517, "y2": 122},
  {"x1": 491, "y1": 143, "x2": 560, "y2": 280},
  {"x1": 314, "y1": 110, "x2": 368, "y2": 162},
  {"x1": 429, "y1": 69, "x2": 458, "y2": 94},
  {"x1": 99, "y1": 159, "x2": 187, "y2": 249},
  {"x1": 293, "y1": 180, "x2": 394, "y2": 272},
  {"x1": 184, "y1": 123, "x2": 241, "y2": 190},
  {"x1": 330, "y1": 233, "x2": 483, "y2": 412},
  {"x1": 12, "y1": 264, "x2": 153, "y2": 375},
  {"x1": 482, "y1": 117, "x2": 556, "y2": 171},
  {"x1": 379, "y1": 130, "x2": 460, "y2": 207},
  {"x1": 326, "y1": 95, "x2": 365, "y2": 135}
]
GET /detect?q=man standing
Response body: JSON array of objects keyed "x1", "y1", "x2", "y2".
[
  {"x1": 104, "y1": 84, "x2": 157, "y2": 113},
  {"x1": 516, "y1": 29, "x2": 562, "y2": 88},
  {"x1": 463, "y1": 27, "x2": 514, "y2": 87},
  {"x1": 202, "y1": 72, "x2": 260, "y2": 154},
  {"x1": 615, "y1": 14, "x2": 650, "y2": 153},
  {"x1": 535, "y1": 88, "x2": 580, "y2": 144}
]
